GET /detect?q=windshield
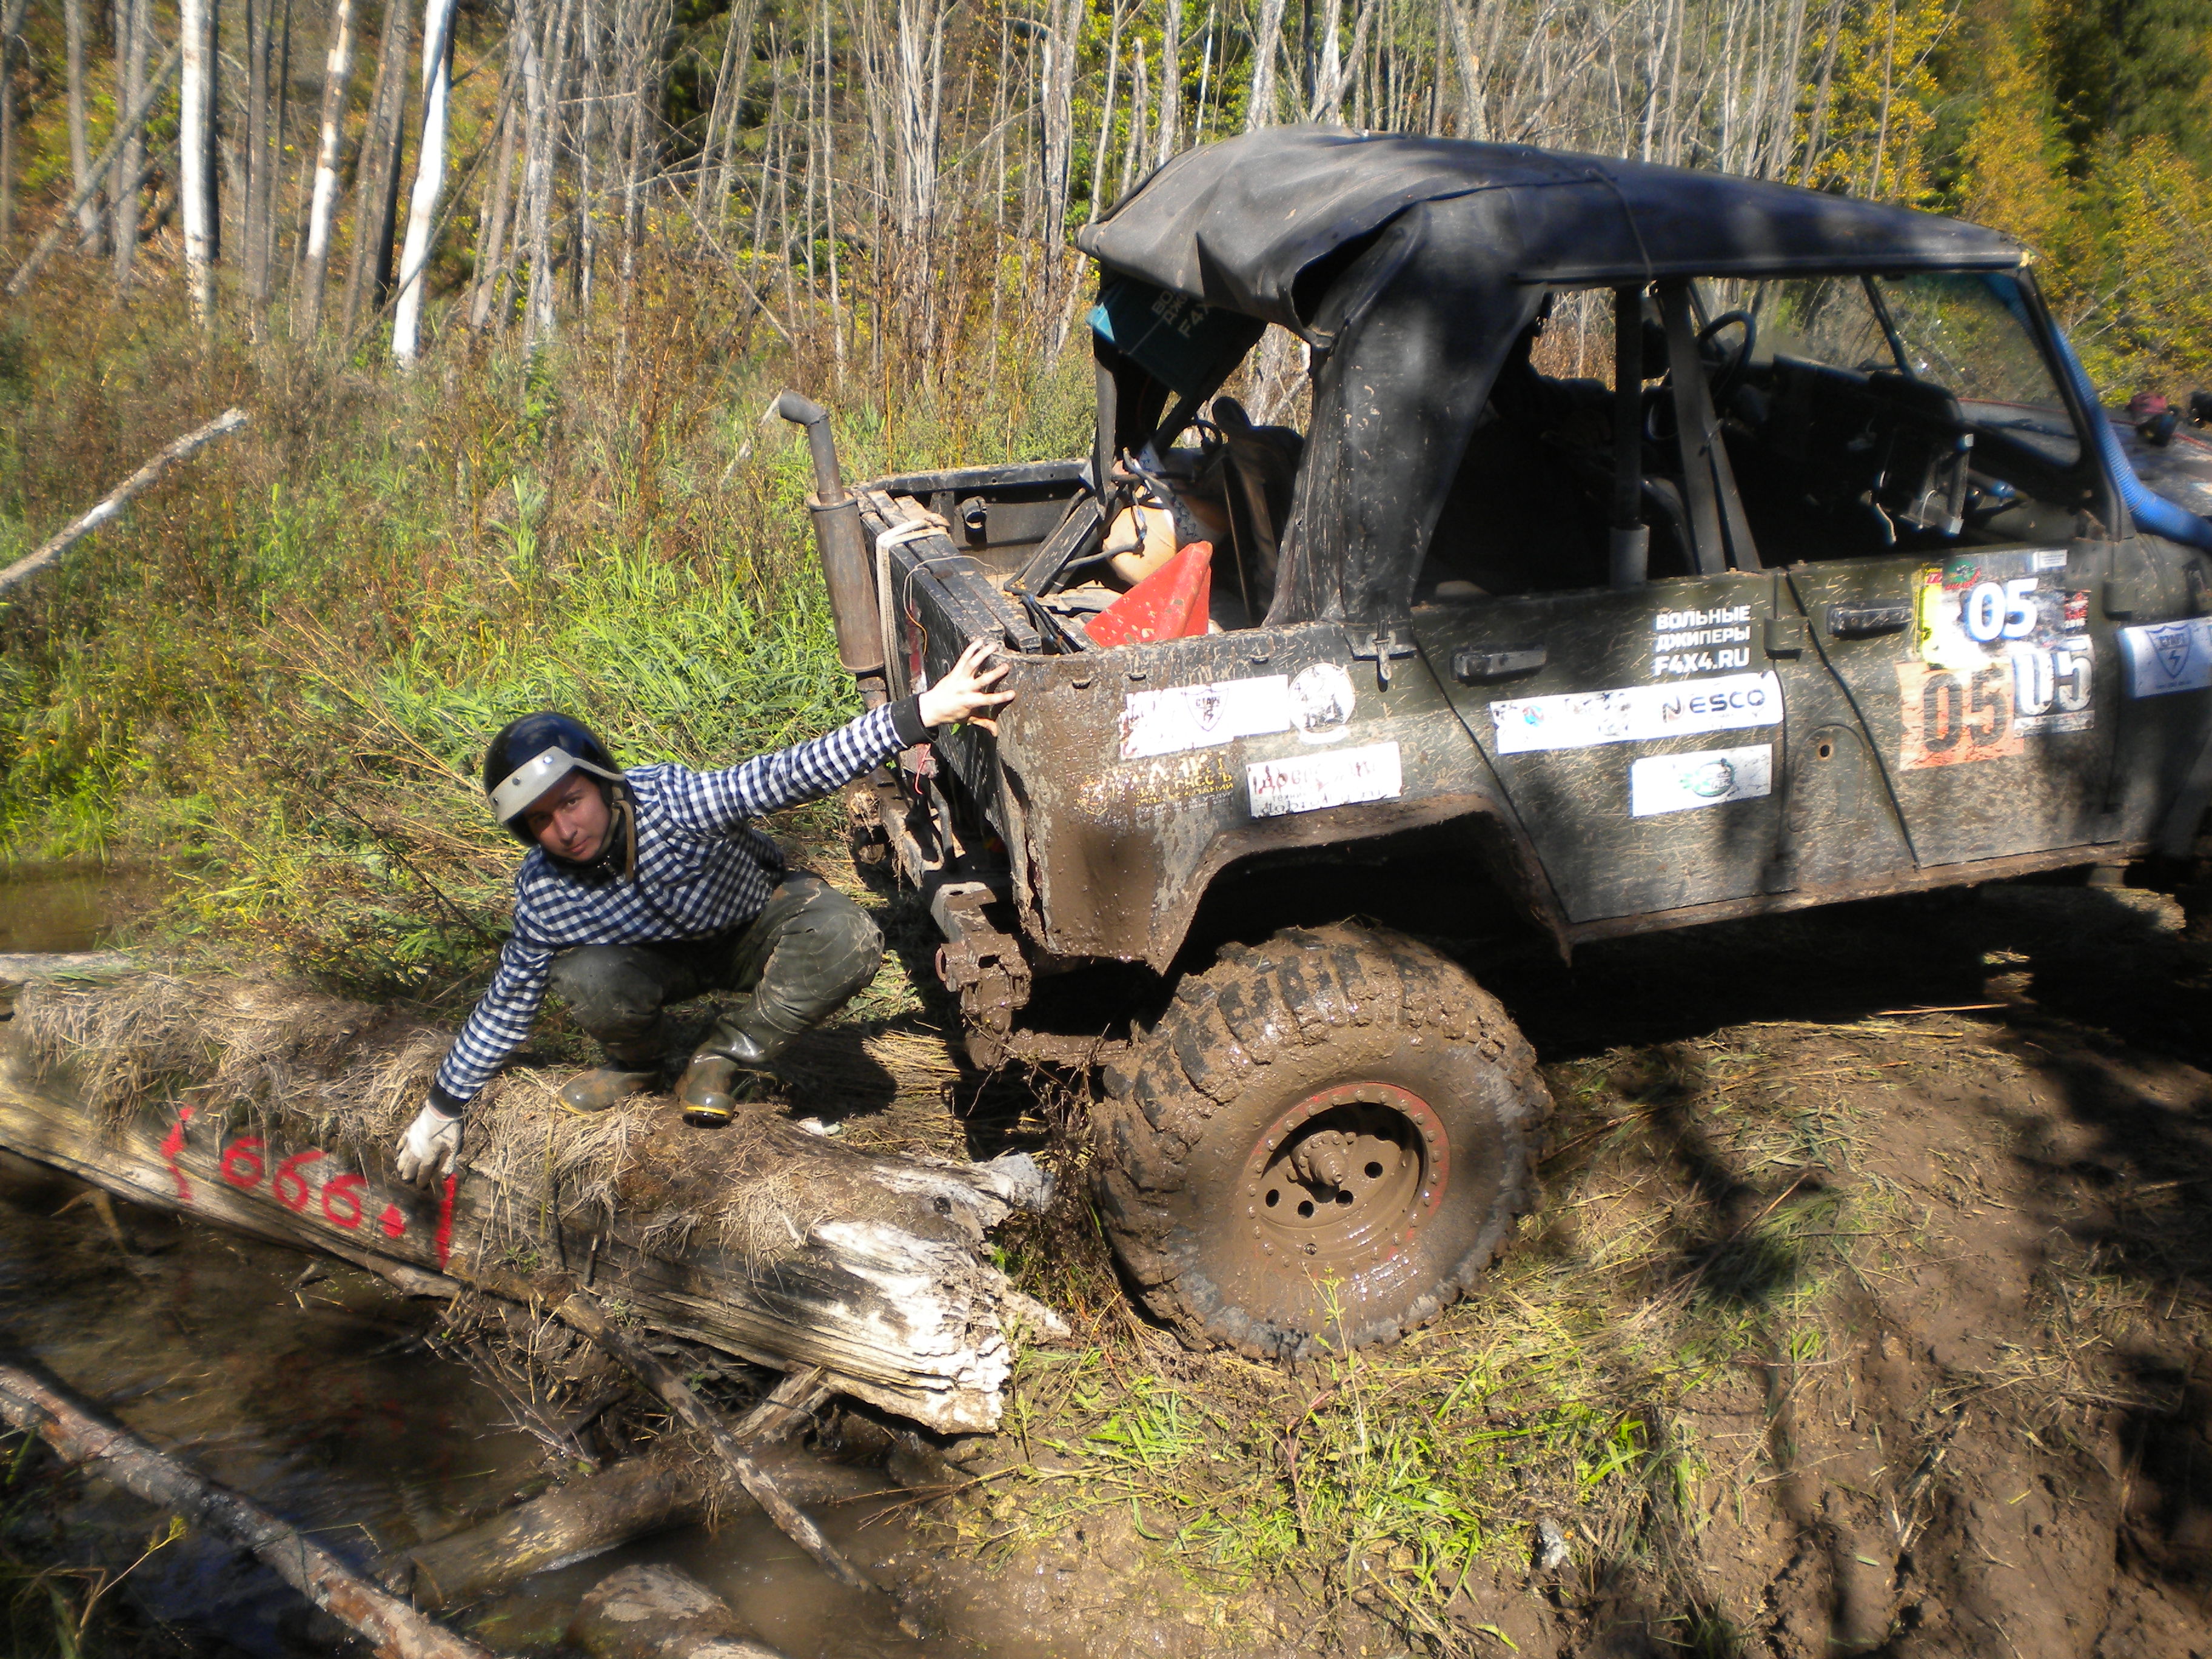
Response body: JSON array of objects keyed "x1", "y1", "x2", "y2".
[{"x1": 1741, "y1": 272, "x2": 2080, "y2": 468}]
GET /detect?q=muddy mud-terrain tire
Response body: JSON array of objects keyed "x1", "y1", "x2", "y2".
[{"x1": 1091, "y1": 923, "x2": 1550, "y2": 1359}]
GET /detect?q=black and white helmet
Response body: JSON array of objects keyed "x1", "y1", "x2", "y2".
[{"x1": 481, "y1": 712, "x2": 625, "y2": 846}]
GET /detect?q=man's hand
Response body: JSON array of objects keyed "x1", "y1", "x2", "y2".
[
  {"x1": 395, "y1": 1102, "x2": 462, "y2": 1186},
  {"x1": 918, "y1": 639, "x2": 1016, "y2": 734}
]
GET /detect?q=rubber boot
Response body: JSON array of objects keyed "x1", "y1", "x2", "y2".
[
  {"x1": 678, "y1": 1027, "x2": 780, "y2": 1128},
  {"x1": 558, "y1": 1065, "x2": 661, "y2": 1114}
]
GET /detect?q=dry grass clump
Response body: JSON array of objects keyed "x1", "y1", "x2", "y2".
[{"x1": 10, "y1": 969, "x2": 1004, "y2": 1258}]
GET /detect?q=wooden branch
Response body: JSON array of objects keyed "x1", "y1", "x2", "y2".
[
  {"x1": 0, "y1": 1352, "x2": 495, "y2": 1659},
  {"x1": 4, "y1": 36, "x2": 183, "y2": 296},
  {"x1": 0, "y1": 409, "x2": 249, "y2": 594},
  {"x1": 546, "y1": 1287, "x2": 877, "y2": 1594},
  {"x1": 389, "y1": 1381, "x2": 847, "y2": 1610}
]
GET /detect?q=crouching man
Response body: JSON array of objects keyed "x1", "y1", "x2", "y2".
[{"x1": 394, "y1": 640, "x2": 1011, "y2": 1184}]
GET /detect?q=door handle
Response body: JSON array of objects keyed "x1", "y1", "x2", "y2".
[
  {"x1": 1826, "y1": 604, "x2": 1911, "y2": 638},
  {"x1": 1452, "y1": 645, "x2": 1547, "y2": 683}
]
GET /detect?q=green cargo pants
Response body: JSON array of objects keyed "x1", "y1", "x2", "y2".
[{"x1": 546, "y1": 874, "x2": 882, "y2": 1068}]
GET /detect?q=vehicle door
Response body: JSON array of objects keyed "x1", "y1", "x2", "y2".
[
  {"x1": 1416, "y1": 571, "x2": 1798, "y2": 923},
  {"x1": 1751, "y1": 273, "x2": 2124, "y2": 868}
]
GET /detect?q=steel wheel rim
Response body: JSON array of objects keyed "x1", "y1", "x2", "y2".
[{"x1": 1235, "y1": 1082, "x2": 1449, "y2": 1271}]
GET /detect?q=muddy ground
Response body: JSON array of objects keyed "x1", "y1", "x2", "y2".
[
  {"x1": 873, "y1": 874, "x2": 2212, "y2": 1659},
  {"x1": 7, "y1": 867, "x2": 2212, "y2": 1659}
]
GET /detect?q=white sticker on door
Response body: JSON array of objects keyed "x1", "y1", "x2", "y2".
[
  {"x1": 2119, "y1": 617, "x2": 2212, "y2": 698},
  {"x1": 1630, "y1": 745, "x2": 1774, "y2": 817},
  {"x1": 1119, "y1": 675, "x2": 1291, "y2": 760},
  {"x1": 1247, "y1": 742, "x2": 1403, "y2": 818},
  {"x1": 1487, "y1": 672, "x2": 1783, "y2": 755}
]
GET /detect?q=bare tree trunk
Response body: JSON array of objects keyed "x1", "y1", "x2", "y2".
[
  {"x1": 1443, "y1": 0, "x2": 1485, "y2": 141},
  {"x1": 0, "y1": 1, "x2": 19, "y2": 246},
  {"x1": 342, "y1": 0, "x2": 417, "y2": 338},
  {"x1": 391, "y1": 0, "x2": 458, "y2": 361},
  {"x1": 1118, "y1": 39, "x2": 1145, "y2": 201},
  {"x1": 1247, "y1": 0, "x2": 1284, "y2": 130},
  {"x1": 1037, "y1": 0, "x2": 1078, "y2": 260},
  {"x1": 694, "y1": 0, "x2": 740, "y2": 235},
  {"x1": 1088, "y1": 1, "x2": 1121, "y2": 221},
  {"x1": 297, "y1": 0, "x2": 352, "y2": 333},
  {"x1": 1155, "y1": 0, "x2": 1183, "y2": 164},
  {"x1": 113, "y1": 0, "x2": 152, "y2": 225},
  {"x1": 819, "y1": 0, "x2": 841, "y2": 378},
  {"x1": 181, "y1": 0, "x2": 216, "y2": 326},
  {"x1": 1193, "y1": 2, "x2": 1213, "y2": 144},
  {"x1": 66, "y1": 0, "x2": 105, "y2": 250},
  {"x1": 520, "y1": 0, "x2": 574, "y2": 352},
  {"x1": 467, "y1": 88, "x2": 517, "y2": 330},
  {"x1": 243, "y1": 0, "x2": 273, "y2": 331}
]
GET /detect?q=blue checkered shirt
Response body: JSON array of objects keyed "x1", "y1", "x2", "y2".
[{"x1": 432, "y1": 702, "x2": 908, "y2": 1107}]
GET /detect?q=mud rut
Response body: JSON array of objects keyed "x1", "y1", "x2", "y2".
[
  {"x1": 7, "y1": 866, "x2": 2211, "y2": 1658},
  {"x1": 888, "y1": 877, "x2": 2212, "y2": 1659}
]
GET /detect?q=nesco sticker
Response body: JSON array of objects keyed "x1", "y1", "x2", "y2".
[
  {"x1": 1630, "y1": 745, "x2": 1774, "y2": 817},
  {"x1": 1489, "y1": 672, "x2": 1782, "y2": 755}
]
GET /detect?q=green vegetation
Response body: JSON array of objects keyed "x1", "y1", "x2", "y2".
[{"x1": 0, "y1": 266, "x2": 1089, "y2": 991}]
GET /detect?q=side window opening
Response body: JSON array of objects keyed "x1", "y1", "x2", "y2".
[
  {"x1": 1413, "y1": 270, "x2": 2097, "y2": 611},
  {"x1": 1721, "y1": 272, "x2": 2091, "y2": 557}
]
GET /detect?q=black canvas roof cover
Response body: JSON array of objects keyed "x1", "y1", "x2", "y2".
[
  {"x1": 1076, "y1": 127, "x2": 2023, "y2": 340},
  {"x1": 1074, "y1": 129, "x2": 2025, "y2": 634}
]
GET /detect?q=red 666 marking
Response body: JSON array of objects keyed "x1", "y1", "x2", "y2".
[{"x1": 191, "y1": 1114, "x2": 455, "y2": 1267}]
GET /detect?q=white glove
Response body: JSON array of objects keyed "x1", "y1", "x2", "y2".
[{"x1": 395, "y1": 1102, "x2": 462, "y2": 1186}]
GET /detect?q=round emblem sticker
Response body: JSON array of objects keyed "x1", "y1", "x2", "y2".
[{"x1": 1289, "y1": 662, "x2": 1356, "y2": 744}]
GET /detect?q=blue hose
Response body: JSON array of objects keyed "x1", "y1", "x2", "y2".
[{"x1": 2045, "y1": 319, "x2": 2212, "y2": 552}]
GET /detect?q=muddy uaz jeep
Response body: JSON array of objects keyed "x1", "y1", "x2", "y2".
[{"x1": 777, "y1": 129, "x2": 2212, "y2": 1359}]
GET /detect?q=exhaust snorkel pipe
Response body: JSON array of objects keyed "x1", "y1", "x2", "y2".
[{"x1": 777, "y1": 392, "x2": 889, "y2": 707}]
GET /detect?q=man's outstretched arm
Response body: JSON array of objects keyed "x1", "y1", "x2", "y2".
[{"x1": 674, "y1": 640, "x2": 1013, "y2": 831}]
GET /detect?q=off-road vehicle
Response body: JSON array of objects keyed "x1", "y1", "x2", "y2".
[{"x1": 779, "y1": 128, "x2": 2212, "y2": 1359}]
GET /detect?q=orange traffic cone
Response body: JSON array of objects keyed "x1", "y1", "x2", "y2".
[{"x1": 1088, "y1": 541, "x2": 1213, "y2": 648}]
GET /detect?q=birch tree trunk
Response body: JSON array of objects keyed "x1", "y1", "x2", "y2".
[
  {"x1": 1155, "y1": 0, "x2": 1183, "y2": 165},
  {"x1": 297, "y1": 0, "x2": 354, "y2": 335},
  {"x1": 1088, "y1": 2, "x2": 1121, "y2": 221},
  {"x1": 467, "y1": 92, "x2": 517, "y2": 331},
  {"x1": 180, "y1": 0, "x2": 216, "y2": 326},
  {"x1": 1443, "y1": 0, "x2": 1486, "y2": 141},
  {"x1": 342, "y1": 0, "x2": 416, "y2": 337},
  {"x1": 65, "y1": 0, "x2": 104, "y2": 250},
  {"x1": 391, "y1": 0, "x2": 458, "y2": 361},
  {"x1": 112, "y1": 0, "x2": 150, "y2": 285},
  {"x1": 1247, "y1": 0, "x2": 1284, "y2": 130},
  {"x1": 243, "y1": 0, "x2": 273, "y2": 329},
  {"x1": 0, "y1": 0, "x2": 19, "y2": 246}
]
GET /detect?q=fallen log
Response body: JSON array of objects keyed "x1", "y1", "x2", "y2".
[
  {"x1": 571, "y1": 1565, "x2": 788, "y2": 1659},
  {"x1": 545, "y1": 1287, "x2": 876, "y2": 1595},
  {"x1": 0, "y1": 1350, "x2": 493, "y2": 1659},
  {"x1": 0, "y1": 409, "x2": 250, "y2": 594},
  {"x1": 1, "y1": 972, "x2": 1064, "y2": 1433},
  {"x1": 389, "y1": 1436, "x2": 877, "y2": 1610}
]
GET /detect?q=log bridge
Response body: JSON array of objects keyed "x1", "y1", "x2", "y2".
[{"x1": 0, "y1": 968, "x2": 1061, "y2": 1435}]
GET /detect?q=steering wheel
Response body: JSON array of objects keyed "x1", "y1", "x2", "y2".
[{"x1": 1697, "y1": 310, "x2": 1757, "y2": 411}]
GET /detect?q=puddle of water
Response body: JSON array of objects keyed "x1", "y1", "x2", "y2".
[
  {"x1": 0, "y1": 865, "x2": 1073, "y2": 1659},
  {"x1": 0, "y1": 1151, "x2": 548, "y2": 1655},
  {"x1": 0, "y1": 865, "x2": 155, "y2": 954}
]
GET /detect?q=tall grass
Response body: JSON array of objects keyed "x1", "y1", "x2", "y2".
[{"x1": 0, "y1": 255, "x2": 1092, "y2": 991}]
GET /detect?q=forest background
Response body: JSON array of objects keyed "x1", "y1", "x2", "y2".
[{"x1": 0, "y1": 0, "x2": 2207, "y2": 986}]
